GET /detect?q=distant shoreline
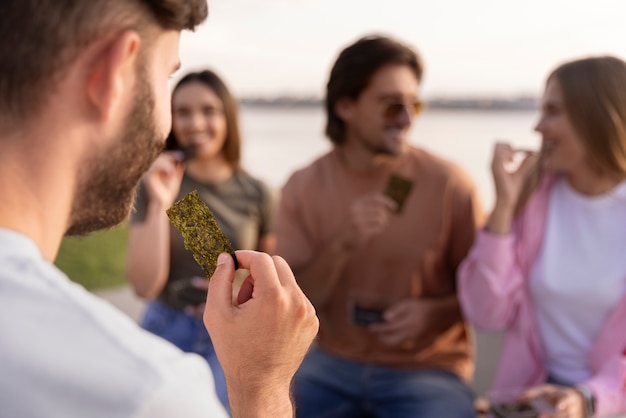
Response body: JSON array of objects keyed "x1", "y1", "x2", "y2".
[{"x1": 240, "y1": 96, "x2": 538, "y2": 112}]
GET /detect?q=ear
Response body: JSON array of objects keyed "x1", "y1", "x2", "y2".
[
  {"x1": 86, "y1": 31, "x2": 142, "y2": 122},
  {"x1": 334, "y1": 96, "x2": 355, "y2": 122}
]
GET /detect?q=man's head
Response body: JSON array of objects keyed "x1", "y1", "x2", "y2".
[
  {"x1": 0, "y1": 0, "x2": 207, "y2": 235},
  {"x1": 325, "y1": 35, "x2": 424, "y2": 156}
]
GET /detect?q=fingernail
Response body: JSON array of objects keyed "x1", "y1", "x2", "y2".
[{"x1": 217, "y1": 253, "x2": 229, "y2": 265}]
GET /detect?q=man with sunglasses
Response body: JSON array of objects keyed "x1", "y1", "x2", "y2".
[{"x1": 275, "y1": 34, "x2": 484, "y2": 418}]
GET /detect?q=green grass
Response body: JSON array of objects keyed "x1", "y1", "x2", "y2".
[{"x1": 54, "y1": 223, "x2": 129, "y2": 291}]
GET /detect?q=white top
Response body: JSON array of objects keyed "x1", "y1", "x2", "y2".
[
  {"x1": 0, "y1": 229, "x2": 228, "y2": 418},
  {"x1": 530, "y1": 177, "x2": 626, "y2": 384}
]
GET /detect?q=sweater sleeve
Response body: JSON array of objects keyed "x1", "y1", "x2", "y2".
[
  {"x1": 457, "y1": 228, "x2": 527, "y2": 331},
  {"x1": 584, "y1": 354, "x2": 626, "y2": 417}
]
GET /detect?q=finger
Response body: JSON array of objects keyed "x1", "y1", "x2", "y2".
[
  {"x1": 520, "y1": 386, "x2": 561, "y2": 406},
  {"x1": 236, "y1": 275, "x2": 254, "y2": 305},
  {"x1": 374, "y1": 330, "x2": 406, "y2": 346},
  {"x1": 377, "y1": 195, "x2": 398, "y2": 212},
  {"x1": 512, "y1": 148, "x2": 536, "y2": 155},
  {"x1": 382, "y1": 301, "x2": 410, "y2": 321},
  {"x1": 492, "y1": 150, "x2": 515, "y2": 171},
  {"x1": 165, "y1": 150, "x2": 186, "y2": 163},
  {"x1": 515, "y1": 152, "x2": 538, "y2": 174},
  {"x1": 163, "y1": 151, "x2": 186, "y2": 171},
  {"x1": 274, "y1": 256, "x2": 317, "y2": 322},
  {"x1": 368, "y1": 319, "x2": 406, "y2": 334},
  {"x1": 153, "y1": 152, "x2": 180, "y2": 169},
  {"x1": 206, "y1": 253, "x2": 236, "y2": 312},
  {"x1": 357, "y1": 194, "x2": 397, "y2": 213},
  {"x1": 272, "y1": 255, "x2": 298, "y2": 287},
  {"x1": 493, "y1": 142, "x2": 511, "y2": 156},
  {"x1": 519, "y1": 386, "x2": 549, "y2": 401},
  {"x1": 555, "y1": 399, "x2": 568, "y2": 411},
  {"x1": 232, "y1": 250, "x2": 282, "y2": 296}
]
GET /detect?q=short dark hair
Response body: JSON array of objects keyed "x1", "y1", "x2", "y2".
[
  {"x1": 0, "y1": 0, "x2": 208, "y2": 125},
  {"x1": 325, "y1": 34, "x2": 424, "y2": 145},
  {"x1": 168, "y1": 70, "x2": 243, "y2": 167}
]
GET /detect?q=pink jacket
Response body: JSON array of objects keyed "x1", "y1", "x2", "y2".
[{"x1": 458, "y1": 175, "x2": 626, "y2": 417}]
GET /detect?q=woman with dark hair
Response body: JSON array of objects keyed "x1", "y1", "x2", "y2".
[
  {"x1": 459, "y1": 56, "x2": 626, "y2": 418},
  {"x1": 126, "y1": 70, "x2": 277, "y2": 414}
]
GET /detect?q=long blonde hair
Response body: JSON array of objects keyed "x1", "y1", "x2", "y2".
[{"x1": 515, "y1": 55, "x2": 626, "y2": 214}]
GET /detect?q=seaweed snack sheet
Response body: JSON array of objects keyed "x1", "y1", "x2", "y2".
[
  {"x1": 166, "y1": 190, "x2": 237, "y2": 279},
  {"x1": 383, "y1": 174, "x2": 413, "y2": 213}
]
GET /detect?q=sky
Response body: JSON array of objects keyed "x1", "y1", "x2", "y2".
[{"x1": 177, "y1": 0, "x2": 626, "y2": 99}]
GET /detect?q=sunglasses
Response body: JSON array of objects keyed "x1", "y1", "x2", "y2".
[{"x1": 382, "y1": 99, "x2": 424, "y2": 119}]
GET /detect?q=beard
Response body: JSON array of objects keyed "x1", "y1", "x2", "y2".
[
  {"x1": 66, "y1": 66, "x2": 164, "y2": 236},
  {"x1": 352, "y1": 123, "x2": 407, "y2": 158},
  {"x1": 357, "y1": 132, "x2": 403, "y2": 157}
]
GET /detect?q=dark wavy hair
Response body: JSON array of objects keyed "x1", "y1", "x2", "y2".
[{"x1": 325, "y1": 34, "x2": 424, "y2": 145}]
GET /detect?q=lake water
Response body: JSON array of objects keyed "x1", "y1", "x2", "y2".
[{"x1": 240, "y1": 106, "x2": 540, "y2": 209}]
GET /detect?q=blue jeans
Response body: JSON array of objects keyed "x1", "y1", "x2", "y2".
[
  {"x1": 141, "y1": 300, "x2": 230, "y2": 415},
  {"x1": 294, "y1": 347, "x2": 475, "y2": 418}
]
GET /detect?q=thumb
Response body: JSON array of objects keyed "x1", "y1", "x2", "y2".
[{"x1": 206, "y1": 253, "x2": 235, "y2": 311}]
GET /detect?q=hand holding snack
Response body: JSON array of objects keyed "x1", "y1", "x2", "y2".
[
  {"x1": 384, "y1": 174, "x2": 413, "y2": 214},
  {"x1": 368, "y1": 298, "x2": 434, "y2": 347},
  {"x1": 167, "y1": 191, "x2": 318, "y2": 415},
  {"x1": 338, "y1": 193, "x2": 396, "y2": 250},
  {"x1": 205, "y1": 251, "x2": 319, "y2": 416},
  {"x1": 517, "y1": 384, "x2": 586, "y2": 418}
]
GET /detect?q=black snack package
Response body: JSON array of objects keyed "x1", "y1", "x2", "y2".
[{"x1": 352, "y1": 305, "x2": 385, "y2": 326}]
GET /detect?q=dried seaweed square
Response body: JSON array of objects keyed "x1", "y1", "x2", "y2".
[
  {"x1": 384, "y1": 174, "x2": 413, "y2": 213},
  {"x1": 166, "y1": 190, "x2": 236, "y2": 278}
]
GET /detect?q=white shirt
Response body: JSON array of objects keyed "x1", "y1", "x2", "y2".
[
  {"x1": 530, "y1": 178, "x2": 626, "y2": 384},
  {"x1": 0, "y1": 229, "x2": 228, "y2": 418}
]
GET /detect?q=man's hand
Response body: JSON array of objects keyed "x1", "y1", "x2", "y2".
[
  {"x1": 338, "y1": 193, "x2": 396, "y2": 251},
  {"x1": 204, "y1": 251, "x2": 319, "y2": 417},
  {"x1": 367, "y1": 298, "x2": 434, "y2": 347},
  {"x1": 519, "y1": 384, "x2": 586, "y2": 418}
]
